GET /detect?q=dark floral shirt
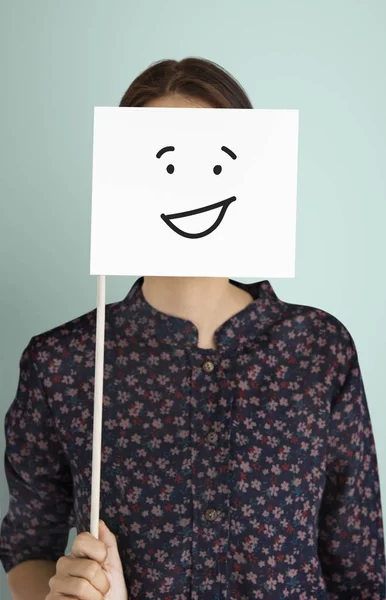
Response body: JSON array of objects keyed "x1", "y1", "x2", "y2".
[{"x1": 1, "y1": 277, "x2": 385, "y2": 599}]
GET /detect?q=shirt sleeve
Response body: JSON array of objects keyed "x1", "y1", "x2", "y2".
[
  {"x1": 0, "y1": 338, "x2": 75, "y2": 574},
  {"x1": 317, "y1": 334, "x2": 386, "y2": 598}
]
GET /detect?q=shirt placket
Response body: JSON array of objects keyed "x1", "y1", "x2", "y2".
[{"x1": 188, "y1": 351, "x2": 231, "y2": 600}]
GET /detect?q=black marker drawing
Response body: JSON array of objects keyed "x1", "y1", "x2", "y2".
[{"x1": 158, "y1": 145, "x2": 237, "y2": 239}]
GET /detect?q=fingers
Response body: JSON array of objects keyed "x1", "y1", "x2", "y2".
[
  {"x1": 69, "y1": 531, "x2": 108, "y2": 564},
  {"x1": 55, "y1": 555, "x2": 110, "y2": 596},
  {"x1": 47, "y1": 571, "x2": 106, "y2": 599}
]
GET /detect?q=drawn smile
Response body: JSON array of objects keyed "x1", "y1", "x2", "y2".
[{"x1": 160, "y1": 196, "x2": 236, "y2": 239}]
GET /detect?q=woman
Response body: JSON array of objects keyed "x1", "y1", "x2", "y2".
[{"x1": 1, "y1": 57, "x2": 385, "y2": 600}]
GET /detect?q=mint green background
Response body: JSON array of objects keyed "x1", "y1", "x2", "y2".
[{"x1": 1, "y1": 1, "x2": 385, "y2": 595}]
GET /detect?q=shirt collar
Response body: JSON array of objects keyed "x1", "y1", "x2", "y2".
[{"x1": 120, "y1": 276, "x2": 286, "y2": 353}]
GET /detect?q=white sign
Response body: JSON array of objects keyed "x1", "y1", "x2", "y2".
[{"x1": 90, "y1": 107, "x2": 299, "y2": 278}]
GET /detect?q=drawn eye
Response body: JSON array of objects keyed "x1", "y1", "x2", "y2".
[
  {"x1": 213, "y1": 165, "x2": 222, "y2": 175},
  {"x1": 166, "y1": 164, "x2": 174, "y2": 174}
]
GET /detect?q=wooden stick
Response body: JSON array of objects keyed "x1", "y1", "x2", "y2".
[{"x1": 90, "y1": 275, "x2": 111, "y2": 599}]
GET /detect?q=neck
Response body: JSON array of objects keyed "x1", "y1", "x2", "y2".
[{"x1": 141, "y1": 276, "x2": 253, "y2": 349}]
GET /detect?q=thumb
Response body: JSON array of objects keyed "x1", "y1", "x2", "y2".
[
  {"x1": 98, "y1": 519, "x2": 119, "y2": 550},
  {"x1": 98, "y1": 520, "x2": 124, "y2": 572},
  {"x1": 98, "y1": 520, "x2": 127, "y2": 599}
]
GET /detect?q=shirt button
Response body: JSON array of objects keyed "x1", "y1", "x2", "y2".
[
  {"x1": 207, "y1": 431, "x2": 218, "y2": 444},
  {"x1": 202, "y1": 360, "x2": 215, "y2": 373},
  {"x1": 205, "y1": 508, "x2": 217, "y2": 521}
]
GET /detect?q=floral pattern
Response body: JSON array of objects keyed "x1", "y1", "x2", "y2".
[{"x1": 1, "y1": 277, "x2": 385, "y2": 599}]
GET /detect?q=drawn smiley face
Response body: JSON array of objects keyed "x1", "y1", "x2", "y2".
[{"x1": 157, "y1": 145, "x2": 237, "y2": 239}]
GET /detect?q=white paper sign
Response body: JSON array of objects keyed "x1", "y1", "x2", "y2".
[{"x1": 90, "y1": 107, "x2": 299, "y2": 278}]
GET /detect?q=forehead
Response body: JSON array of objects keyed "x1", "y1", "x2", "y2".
[{"x1": 144, "y1": 94, "x2": 214, "y2": 109}]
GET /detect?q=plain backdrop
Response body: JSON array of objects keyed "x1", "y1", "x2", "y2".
[{"x1": 1, "y1": 1, "x2": 385, "y2": 597}]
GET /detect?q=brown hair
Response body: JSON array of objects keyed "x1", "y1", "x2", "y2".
[{"x1": 119, "y1": 57, "x2": 253, "y2": 109}]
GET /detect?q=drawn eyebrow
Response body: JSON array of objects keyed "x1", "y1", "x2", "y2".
[
  {"x1": 221, "y1": 146, "x2": 237, "y2": 160},
  {"x1": 156, "y1": 145, "x2": 236, "y2": 160},
  {"x1": 156, "y1": 146, "x2": 175, "y2": 158}
]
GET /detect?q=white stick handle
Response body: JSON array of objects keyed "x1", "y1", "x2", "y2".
[{"x1": 90, "y1": 275, "x2": 111, "y2": 599}]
